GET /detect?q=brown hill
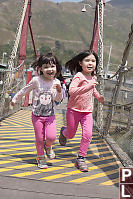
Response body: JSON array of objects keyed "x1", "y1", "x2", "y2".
[{"x1": 0, "y1": 0, "x2": 133, "y2": 68}]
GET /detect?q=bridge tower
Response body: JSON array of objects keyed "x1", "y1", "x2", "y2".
[
  {"x1": 0, "y1": 0, "x2": 37, "y2": 117},
  {"x1": 90, "y1": 0, "x2": 105, "y2": 133}
]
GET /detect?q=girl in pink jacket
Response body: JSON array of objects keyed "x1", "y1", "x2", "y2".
[{"x1": 59, "y1": 50, "x2": 104, "y2": 172}]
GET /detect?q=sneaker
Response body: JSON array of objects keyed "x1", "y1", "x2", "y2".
[
  {"x1": 59, "y1": 127, "x2": 67, "y2": 146},
  {"x1": 36, "y1": 156, "x2": 48, "y2": 169},
  {"x1": 75, "y1": 158, "x2": 88, "y2": 172},
  {"x1": 44, "y1": 146, "x2": 55, "y2": 160}
]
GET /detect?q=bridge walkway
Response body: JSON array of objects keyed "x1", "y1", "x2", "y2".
[{"x1": 0, "y1": 101, "x2": 122, "y2": 198}]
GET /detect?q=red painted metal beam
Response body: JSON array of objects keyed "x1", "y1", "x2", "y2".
[
  {"x1": 17, "y1": 0, "x2": 38, "y2": 106},
  {"x1": 18, "y1": 0, "x2": 32, "y2": 78},
  {"x1": 90, "y1": 0, "x2": 105, "y2": 53},
  {"x1": 29, "y1": 21, "x2": 39, "y2": 59},
  {"x1": 18, "y1": 0, "x2": 38, "y2": 78},
  {"x1": 24, "y1": 70, "x2": 32, "y2": 107}
]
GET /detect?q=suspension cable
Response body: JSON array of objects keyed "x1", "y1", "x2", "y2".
[{"x1": 0, "y1": 0, "x2": 28, "y2": 117}]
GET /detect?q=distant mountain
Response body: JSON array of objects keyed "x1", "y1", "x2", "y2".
[
  {"x1": 110, "y1": 0, "x2": 133, "y2": 7},
  {"x1": 0, "y1": 0, "x2": 133, "y2": 66}
]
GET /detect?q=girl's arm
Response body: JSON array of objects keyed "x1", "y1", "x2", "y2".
[
  {"x1": 53, "y1": 81, "x2": 62, "y2": 102},
  {"x1": 11, "y1": 79, "x2": 35, "y2": 105},
  {"x1": 69, "y1": 77, "x2": 98, "y2": 96},
  {"x1": 93, "y1": 87, "x2": 104, "y2": 104}
]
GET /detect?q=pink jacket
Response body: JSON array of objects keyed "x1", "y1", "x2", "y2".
[{"x1": 67, "y1": 72, "x2": 102, "y2": 112}]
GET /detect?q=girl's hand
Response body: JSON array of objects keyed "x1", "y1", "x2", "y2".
[
  {"x1": 99, "y1": 96, "x2": 104, "y2": 104},
  {"x1": 92, "y1": 80, "x2": 98, "y2": 86},
  {"x1": 94, "y1": 81, "x2": 99, "y2": 86},
  {"x1": 53, "y1": 84, "x2": 62, "y2": 93},
  {"x1": 10, "y1": 101, "x2": 15, "y2": 106}
]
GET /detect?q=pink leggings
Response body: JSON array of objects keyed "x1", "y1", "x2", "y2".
[
  {"x1": 32, "y1": 113, "x2": 56, "y2": 156},
  {"x1": 63, "y1": 109, "x2": 93, "y2": 157}
]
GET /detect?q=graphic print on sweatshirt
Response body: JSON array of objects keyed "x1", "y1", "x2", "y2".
[{"x1": 34, "y1": 91, "x2": 54, "y2": 116}]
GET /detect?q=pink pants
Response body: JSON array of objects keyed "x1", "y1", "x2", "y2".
[
  {"x1": 32, "y1": 113, "x2": 56, "y2": 156},
  {"x1": 63, "y1": 109, "x2": 93, "y2": 157}
]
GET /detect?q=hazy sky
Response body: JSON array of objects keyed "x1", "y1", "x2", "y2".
[
  {"x1": 48, "y1": 0, "x2": 111, "y2": 3},
  {"x1": 48, "y1": 0, "x2": 83, "y2": 2}
]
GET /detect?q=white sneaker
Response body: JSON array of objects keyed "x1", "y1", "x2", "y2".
[
  {"x1": 37, "y1": 156, "x2": 48, "y2": 169},
  {"x1": 45, "y1": 146, "x2": 55, "y2": 160}
]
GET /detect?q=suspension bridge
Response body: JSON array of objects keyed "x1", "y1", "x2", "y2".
[{"x1": 0, "y1": 0, "x2": 133, "y2": 198}]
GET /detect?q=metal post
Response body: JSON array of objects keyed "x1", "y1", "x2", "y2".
[
  {"x1": 1, "y1": 52, "x2": 7, "y2": 65},
  {"x1": 105, "y1": 24, "x2": 133, "y2": 134},
  {"x1": 24, "y1": 70, "x2": 32, "y2": 107},
  {"x1": 18, "y1": 0, "x2": 32, "y2": 78},
  {"x1": 105, "y1": 43, "x2": 112, "y2": 78},
  {"x1": 96, "y1": 0, "x2": 104, "y2": 133}
]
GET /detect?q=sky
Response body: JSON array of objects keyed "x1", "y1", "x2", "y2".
[
  {"x1": 47, "y1": 0, "x2": 82, "y2": 2},
  {"x1": 48, "y1": 0, "x2": 111, "y2": 3}
]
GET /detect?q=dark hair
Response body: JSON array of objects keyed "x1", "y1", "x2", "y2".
[
  {"x1": 31, "y1": 52, "x2": 62, "y2": 77},
  {"x1": 65, "y1": 50, "x2": 99, "y2": 76}
]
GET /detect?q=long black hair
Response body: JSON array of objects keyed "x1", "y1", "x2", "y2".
[
  {"x1": 65, "y1": 50, "x2": 99, "y2": 76},
  {"x1": 31, "y1": 52, "x2": 62, "y2": 77}
]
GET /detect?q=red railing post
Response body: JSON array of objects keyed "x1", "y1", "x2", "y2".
[{"x1": 24, "y1": 70, "x2": 32, "y2": 107}]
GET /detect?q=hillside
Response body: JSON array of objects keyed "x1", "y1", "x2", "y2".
[
  {"x1": 0, "y1": 0, "x2": 133, "y2": 67},
  {"x1": 110, "y1": 0, "x2": 133, "y2": 7}
]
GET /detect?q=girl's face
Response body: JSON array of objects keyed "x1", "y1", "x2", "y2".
[
  {"x1": 40, "y1": 63, "x2": 57, "y2": 80},
  {"x1": 79, "y1": 54, "x2": 96, "y2": 76}
]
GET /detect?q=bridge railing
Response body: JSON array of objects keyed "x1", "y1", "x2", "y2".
[
  {"x1": 94, "y1": 23, "x2": 133, "y2": 162},
  {"x1": 0, "y1": 69, "x2": 25, "y2": 121}
]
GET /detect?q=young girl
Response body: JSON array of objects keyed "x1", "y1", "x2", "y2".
[
  {"x1": 59, "y1": 50, "x2": 104, "y2": 172},
  {"x1": 11, "y1": 53, "x2": 62, "y2": 169}
]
